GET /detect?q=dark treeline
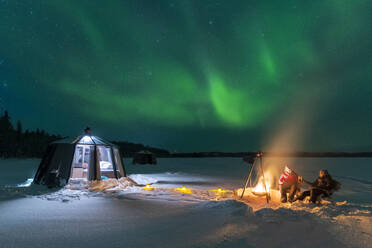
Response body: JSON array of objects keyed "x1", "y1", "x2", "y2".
[
  {"x1": 0, "y1": 110, "x2": 170, "y2": 158},
  {"x1": 0, "y1": 110, "x2": 62, "y2": 158},
  {"x1": 2, "y1": 110, "x2": 370, "y2": 159}
]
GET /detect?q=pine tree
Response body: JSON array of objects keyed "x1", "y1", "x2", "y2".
[
  {"x1": 15, "y1": 120, "x2": 23, "y2": 156},
  {"x1": 16, "y1": 120, "x2": 22, "y2": 136},
  {"x1": 0, "y1": 110, "x2": 13, "y2": 132},
  {"x1": 0, "y1": 110, "x2": 15, "y2": 157}
]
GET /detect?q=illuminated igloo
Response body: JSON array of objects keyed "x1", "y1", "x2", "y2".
[{"x1": 34, "y1": 131, "x2": 126, "y2": 187}]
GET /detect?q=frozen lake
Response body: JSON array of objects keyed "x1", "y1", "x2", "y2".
[{"x1": 0, "y1": 157, "x2": 371, "y2": 248}]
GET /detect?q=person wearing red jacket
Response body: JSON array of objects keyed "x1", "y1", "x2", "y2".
[{"x1": 278, "y1": 166, "x2": 299, "y2": 203}]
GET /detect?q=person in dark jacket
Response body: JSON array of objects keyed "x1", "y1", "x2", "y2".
[
  {"x1": 297, "y1": 169, "x2": 340, "y2": 203},
  {"x1": 278, "y1": 166, "x2": 300, "y2": 203}
]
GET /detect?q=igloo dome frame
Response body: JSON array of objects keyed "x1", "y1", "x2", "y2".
[{"x1": 34, "y1": 134, "x2": 126, "y2": 187}]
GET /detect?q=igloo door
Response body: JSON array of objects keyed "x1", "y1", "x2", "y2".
[
  {"x1": 71, "y1": 145, "x2": 93, "y2": 179},
  {"x1": 97, "y1": 146, "x2": 115, "y2": 179}
]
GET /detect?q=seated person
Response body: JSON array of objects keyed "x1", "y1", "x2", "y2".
[
  {"x1": 297, "y1": 169, "x2": 341, "y2": 203},
  {"x1": 279, "y1": 166, "x2": 300, "y2": 203}
]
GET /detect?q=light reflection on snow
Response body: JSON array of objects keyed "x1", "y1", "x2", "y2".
[{"x1": 17, "y1": 178, "x2": 34, "y2": 187}]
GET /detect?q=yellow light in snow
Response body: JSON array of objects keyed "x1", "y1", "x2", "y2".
[
  {"x1": 210, "y1": 187, "x2": 232, "y2": 193},
  {"x1": 175, "y1": 186, "x2": 192, "y2": 194},
  {"x1": 143, "y1": 184, "x2": 155, "y2": 191}
]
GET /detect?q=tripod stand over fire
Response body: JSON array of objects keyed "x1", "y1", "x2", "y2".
[{"x1": 236, "y1": 152, "x2": 281, "y2": 203}]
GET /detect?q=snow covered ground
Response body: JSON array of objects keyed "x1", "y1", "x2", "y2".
[{"x1": 0, "y1": 157, "x2": 371, "y2": 248}]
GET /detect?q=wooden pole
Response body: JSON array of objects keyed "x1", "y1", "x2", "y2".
[
  {"x1": 240, "y1": 157, "x2": 256, "y2": 199},
  {"x1": 259, "y1": 154, "x2": 270, "y2": 203}
]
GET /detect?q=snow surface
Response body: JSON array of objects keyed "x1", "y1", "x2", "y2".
[{"x1": 0, "y1": 157, "x2": 371, "y2": 248}]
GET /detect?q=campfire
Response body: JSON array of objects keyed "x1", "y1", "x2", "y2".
[
  {"x1": 237, "y1": 152, "x2": 280, "y2": 203},
  {"x1": 251, "y1": 176, "x2": 271, "y2": 196}
]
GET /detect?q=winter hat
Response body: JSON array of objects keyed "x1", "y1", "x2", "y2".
[{"x1": 284, "y1": 166, "x2": 292, "y2": 174}]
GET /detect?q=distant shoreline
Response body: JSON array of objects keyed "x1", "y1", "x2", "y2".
[
  {"x1": 2, "y1": 152, "x2": 372, "y2": 160},
  {"x1": 158, "y1": 152, "x2": 372, "y2": 158}
]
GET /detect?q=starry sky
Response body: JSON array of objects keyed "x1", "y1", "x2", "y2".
[{"x1": 0, "y1": 0, "x2": 371, "y2": 152}]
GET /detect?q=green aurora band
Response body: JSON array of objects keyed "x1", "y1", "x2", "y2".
[{"x1": 0, "y1": 0, "x2": 371, "y2": 151}]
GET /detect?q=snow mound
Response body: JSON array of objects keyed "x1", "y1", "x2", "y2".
[
  {"x1": 127, "y1": 174, "x2": 159, "y2": 185},
  {"x1": 0, "y1": 177, "x2": 138, "y2": 203},
  {"x1": 67, "y1": 177, "x2": 136, "y2": 192},
  {"x1": 283, "y1": 200, "x2": 372, "y2": 219},
  {"x1": 39, "y1": 177, "x2": 138, "y2": 202}
]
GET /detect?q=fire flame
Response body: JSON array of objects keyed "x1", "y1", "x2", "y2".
[{"x1": 252, "y1": 176, "x2": 271, "y2": 194}]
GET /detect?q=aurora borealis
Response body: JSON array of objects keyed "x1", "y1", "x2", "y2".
[{"x1": 0, "y1": 0, "x2": 371, "y2": 151}]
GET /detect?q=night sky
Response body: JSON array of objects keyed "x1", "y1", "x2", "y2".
[{"x1": 0, "y1": 1, "x2": 371, "y2": 152}]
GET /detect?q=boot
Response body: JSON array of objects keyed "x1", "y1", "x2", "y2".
[
  {"x1": 280, "y1": 193, "x2": 287, "y2": 203},
  {"x1": 279, "y1": 185, "x2": 287, "y2": 203}
]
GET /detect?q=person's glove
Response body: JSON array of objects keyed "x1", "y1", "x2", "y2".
[{"x1": 298, "y1": 176, "x2": 303, "y2": 183}]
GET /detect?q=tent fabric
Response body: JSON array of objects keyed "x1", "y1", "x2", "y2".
[
  {"x1": 34, "y1": 143, "x2": 75, "y2": 186},
  {"x1": 34, "y1": 135, "x2": 126, "y2": 187}
]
